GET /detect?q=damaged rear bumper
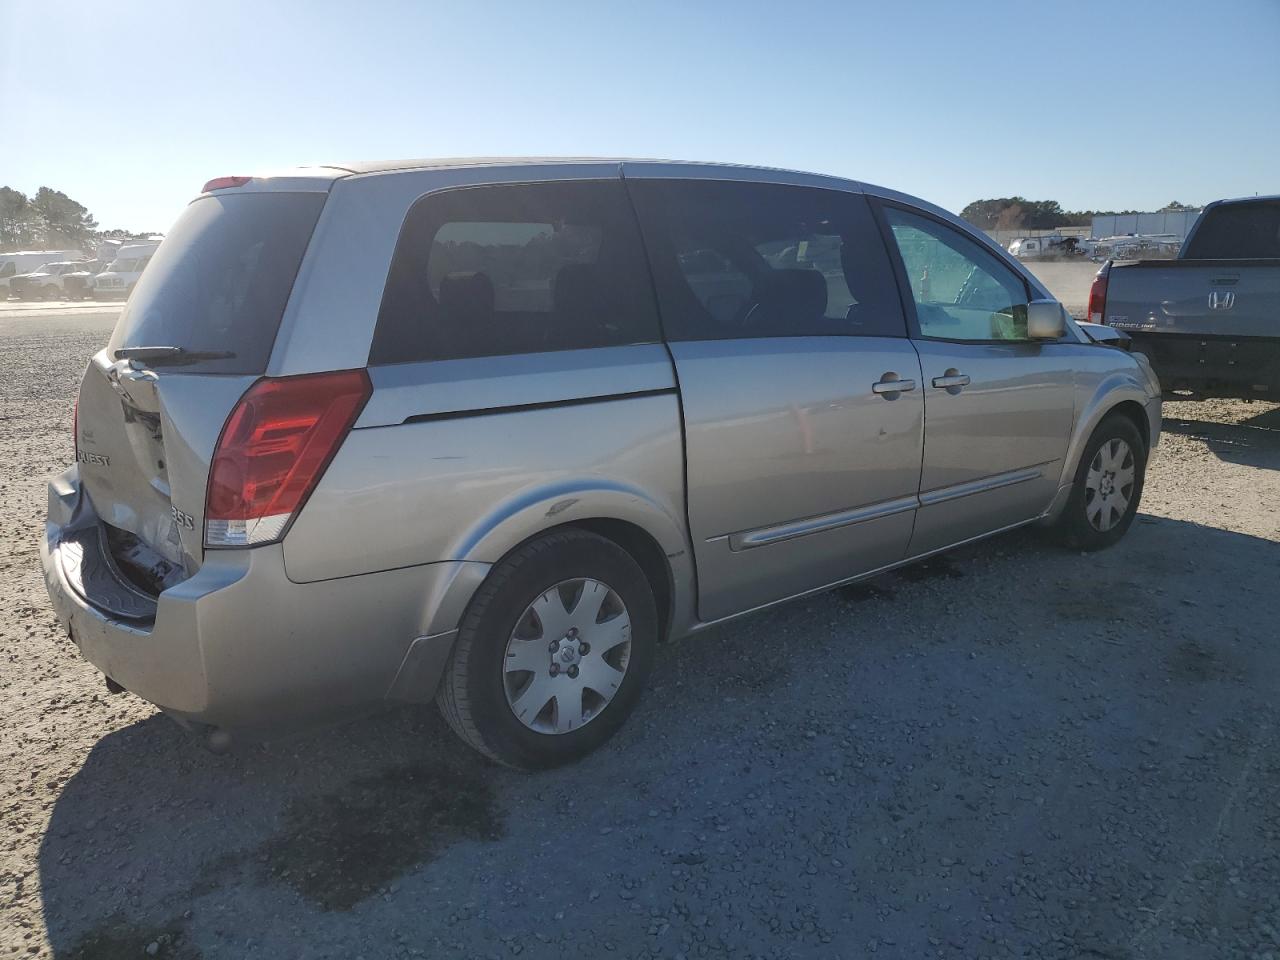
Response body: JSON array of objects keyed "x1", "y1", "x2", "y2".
[{"x1": 41, "y1": 466, "x2": 482, "y2": 733}]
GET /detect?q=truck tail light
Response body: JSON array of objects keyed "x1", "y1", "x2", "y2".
[
  {"x1": 1087, "y1": 261, "x2": 1111, "y2": 323},
  {"x1": 205, "y1": 370, "x2": 371, "y2": 548}
]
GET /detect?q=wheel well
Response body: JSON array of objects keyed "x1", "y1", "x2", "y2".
[
  {"x1": 1104, "y1": 400, "x2": 1150, "y2": 449},
  {"x1": 569, "y1": 518, "x2": 674, "y2": 642}
]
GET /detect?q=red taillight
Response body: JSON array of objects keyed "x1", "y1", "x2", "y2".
[
  {"x1": 205, "y1": 370, "x2": 371, "y2": 547},
  {"x1": 202, "y1": 175, "x2": 253, "y2": 193},
  {"x1": 1087, "y1": 261, "x2": 1111, "y2": 323}
]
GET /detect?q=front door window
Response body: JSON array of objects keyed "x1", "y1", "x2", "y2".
[{"x1": 886, "y1": 208, "x2": 1031, "y2": 342}]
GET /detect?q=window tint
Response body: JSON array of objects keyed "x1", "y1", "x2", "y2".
[
  {"x1": 884, "y1": 207, "x2": 1030, "y2": 342},
  {"x1": 372, "y1": 180, "x2": 660, "y2": 364},
  {"x1": 108, "y1": 192, "x2": 325, "y2": 373},
  {"x1": 0, "y1": 263, "x2": 14, "y2": 278},
  {"x1": 1183, "y1": 201, "x2": 1280, "y2": 259},
  {"x1": 628, "y1": 180, "x2": 905, "y2": 340}
]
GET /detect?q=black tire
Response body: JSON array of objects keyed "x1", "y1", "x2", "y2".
[
  {"x1": 1052, "y1": 414, "x2": 1147, "y2": 551},
  {"x1": 438, "y1": 529, "x2": 657, "y2": 770}
]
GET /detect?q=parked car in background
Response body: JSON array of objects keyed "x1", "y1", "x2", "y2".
[
  {"x1": 1092, "y1": 196, "x2": 1280, "y2": 400},
  {"x1": 0, "y1": 250, "x2": 82, "y2": 297},
  {"x1": 42, "y1": 159, "x2": 1162, "y2": 769},
  {"x1": 92, "y1": 241, "x2": 159, "y2": 298},
  {"x1": 10, "y1": 261, "x2": 90, "y2": 299},
  {"x1": 1090, "y1": 235, "x2": 1181, "y2": 262},
  {"x1": 61, "y1": 260, "x2": 108, "y2": 300},
  {"x1": 1008, "y1": 235, "x2": 1091, "y2": 260}
]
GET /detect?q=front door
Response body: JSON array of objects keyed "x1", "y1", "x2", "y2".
[
  {"x1": 627, "y1": 174, "x2": 924, "y2": 621},
  {"x1": 880, "y1": 204, "x2": 1075, "y2": 556}
]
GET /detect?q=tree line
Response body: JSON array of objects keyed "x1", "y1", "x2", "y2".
[
  {"x1": 0, "y1": 186, "x2": 100, "y2": 251},
  {"x1": 960, "y1": 197, "x2": 1199, "y2": 231}
]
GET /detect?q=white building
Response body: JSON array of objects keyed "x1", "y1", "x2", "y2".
[{"x1": 1090, "y1": 210, "x2": 1201, "y2": 241}]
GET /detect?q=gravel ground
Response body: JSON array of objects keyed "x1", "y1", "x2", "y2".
[{"x1": 2, "y1": 307, "x2": 1278, "y2": 960}]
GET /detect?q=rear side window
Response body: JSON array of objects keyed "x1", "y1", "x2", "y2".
[
  {"x1": 109, "y1": 192, "x2": 325, "y2": 373},
  {"x1": 1183, "y1": 201, "x2": 1280, "y2": 259},
  {"x1": 628, "y1": 179, "x2": 905, "y2": 340},
  {"x1": 371, "y1": 180, "x2": 661, "y2": 364}
]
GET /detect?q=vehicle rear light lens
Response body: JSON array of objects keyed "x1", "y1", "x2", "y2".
[
  {"x1": 202, "y1": 175, "x2": 253, "y2": 193},
  {"x1": 1087, "y1": 261, "x2": 1110, "y2": 323},
  {"x1": 205, "y1": 370, "x2": 371, "y2": 548},
  {"x1": 72, "y1": 398, "x2": 79, "y2": 457}
]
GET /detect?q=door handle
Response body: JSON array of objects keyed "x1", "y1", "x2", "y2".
[
  {"x1": 931, "y1": 371, "x2": 970, "y2": 393},
  {"x1": 872, "y1": 376, "x2": 917, "y2": 397}
]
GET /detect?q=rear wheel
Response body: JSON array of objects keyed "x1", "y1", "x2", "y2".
[
  {"x1": 1052, "y1": 414, "x2": 1147, "y2": 550},
  {"x1": 438, "y1": 529, "x2": 657, "y2": 769}
]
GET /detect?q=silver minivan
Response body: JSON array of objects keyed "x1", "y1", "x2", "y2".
[{"x1": 42, "y1": 159, "x2": 1162, "y2": 768}]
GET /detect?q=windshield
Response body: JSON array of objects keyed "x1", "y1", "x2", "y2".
[{"x1": 108, "y1": 191, "x2": 325, "y2": 373}]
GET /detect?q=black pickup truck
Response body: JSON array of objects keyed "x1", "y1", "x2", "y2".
[{"x1": 1089, "y1": 196, "x2": 1280, "y2": 400}]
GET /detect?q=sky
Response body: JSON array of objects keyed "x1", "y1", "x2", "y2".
[{"x1": 4, "y1": 0, "x2": 1278, "y2": 233}]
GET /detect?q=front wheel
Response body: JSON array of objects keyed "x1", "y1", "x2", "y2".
[
  {"x1": 437, "y1": 529, "x2": 657, "y2": 769},
  {"x1": 1052, "y1": 414, "x2": 1147, "y2": 550}
]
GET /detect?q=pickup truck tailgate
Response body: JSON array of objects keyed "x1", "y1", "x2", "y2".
[{"x1": 1104, "y1": 259, "x2": 1280, "y2": 399}]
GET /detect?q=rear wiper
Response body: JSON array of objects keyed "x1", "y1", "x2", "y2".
[{"x1": 114, "y1": 346, "x2": 237, "y2": 366}]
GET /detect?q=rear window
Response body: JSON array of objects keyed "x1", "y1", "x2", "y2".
[
  {"x1": 371, "y1": 180, "x2": 660, "y2": 364},
  {"x1": 1183, "y1": 201, "x2": 1280, "y2": 259},
  {"x1": 108, "y1": 192, "x2": 326, "y2": 373}
]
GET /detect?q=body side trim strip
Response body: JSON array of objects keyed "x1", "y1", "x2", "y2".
[
  {"x1": 728, "y1": 494, "x2": 919, "y2": 551},
  {"x1": 723, "y1": 463, "x2": 1052, "y2": 552},
  {"x1": 918, "y1": 463, "x2": 1051, "y2": 507},
  {"x1": 384, "y1": 387, "x2": 677, "y2": 427},
  {"x1": 685, "y1": 515, "x2": 1042, "y2": 638}
]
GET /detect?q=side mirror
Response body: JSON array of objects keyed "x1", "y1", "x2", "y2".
[{"x1": 1027, "y1": 299, "x2": 1067, "y2": 340}]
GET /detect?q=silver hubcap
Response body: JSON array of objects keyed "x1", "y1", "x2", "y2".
[
  {"x1": 1085, "y1": 437, "x2": 1136, "y2": 532},
  {"x1": 503, "y1": 578, "x2": 631, "y2": 735}
]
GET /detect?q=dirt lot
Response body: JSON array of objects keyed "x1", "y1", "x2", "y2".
[
  {"x1": 1022, "y1": 261, "x2": 1100, "y2": 319},
  {"x1": 2, "y1": 306, "x2": 1278, "y2": 960}
]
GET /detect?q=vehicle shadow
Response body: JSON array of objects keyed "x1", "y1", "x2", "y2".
[
  {"x1": 38, "y1": 514, "x2": 1280, "y2": 959},
  {"x1": 38, "y1": 707, "x2": 508, "y2": 959},
  {"x1": 1161, "y1": 405, "x2": 1280, "y2": 470}
]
